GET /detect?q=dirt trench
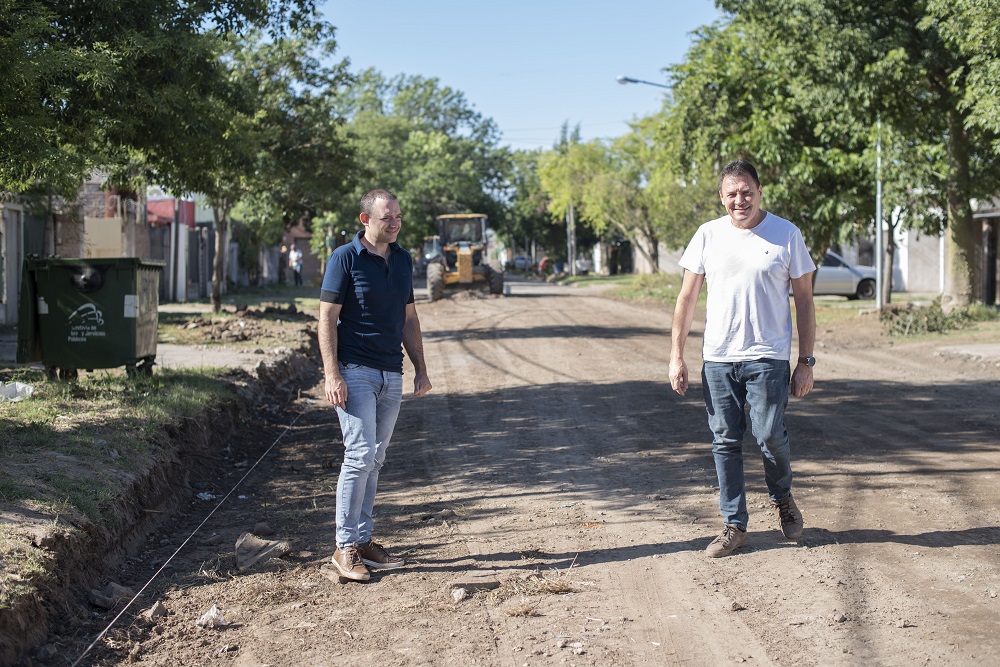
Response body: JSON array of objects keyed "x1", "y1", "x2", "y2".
[
  {"x1": 25, "y1": 280, "x2": 1000, "y2": 666},
  {"x1": 4, "y1": 343, "x2": 317, "y2": 667}
]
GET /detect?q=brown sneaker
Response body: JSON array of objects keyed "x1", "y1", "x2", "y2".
[
  {"x1": 356, "y1": 540, "x2": 405, "y2": 570},
  {"x1": 773, "y1": 494, "x2": 803, "y2": 540},
  {"x1": 332, "y1": 546, "x2": 370, "y2": 581},
  {"x1": 705, "y1": 524, "x2": 748, "y2": 558}
]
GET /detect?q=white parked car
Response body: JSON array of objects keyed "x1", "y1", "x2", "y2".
[{"x1": 814, "y1": 251, "x2": 876, "y2": 300}]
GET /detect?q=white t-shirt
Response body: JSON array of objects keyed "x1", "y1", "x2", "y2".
[{"x1": 678, "y1": 212, "x2": 815, "y2": 363}]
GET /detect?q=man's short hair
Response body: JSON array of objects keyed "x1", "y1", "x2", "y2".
[
  {"x1": 718, "y1": 159, "x2": 761, "y2": 190},
  {"x1": 360, "y1": 189, "x2": 398, "y2": 216}
]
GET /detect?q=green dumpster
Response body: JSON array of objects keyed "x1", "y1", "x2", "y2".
[{"x1": 17, "y1": 258, "x2": 165, "y2": 379}]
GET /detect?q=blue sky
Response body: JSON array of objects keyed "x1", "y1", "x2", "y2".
[{"x1": 321, "y1": 1, "x2": 722, "y2": 151}]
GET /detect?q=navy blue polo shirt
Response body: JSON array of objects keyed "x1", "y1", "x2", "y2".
[{"x1": 320, "y1": 231, "x2": 415, "y2": 373}]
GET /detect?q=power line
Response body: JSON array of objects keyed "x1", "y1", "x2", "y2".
[{"x1": 70, "y1": 410, "x2": 306, "y2": 667}]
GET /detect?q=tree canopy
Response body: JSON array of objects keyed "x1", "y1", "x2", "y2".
[
  {"x1": 669, "y1": 0, "x2": 1000, "y2": 306},
  {"x1": 313, "y1": 69, "x2": 510, "y2": 251},
  {"x1": 0, "y1": 0, "x2": 318, "y2": 196}
]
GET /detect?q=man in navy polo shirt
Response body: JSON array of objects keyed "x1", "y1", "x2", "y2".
[{"x1": 319, "y1": 188, "x2": 432, "y2": 582}]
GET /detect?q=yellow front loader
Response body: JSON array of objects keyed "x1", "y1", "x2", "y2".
[{"x1": 425, "y1": 214, "x2": 504, "y2": 301}]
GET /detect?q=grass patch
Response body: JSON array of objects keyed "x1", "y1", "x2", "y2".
[
  {"x1": 488, "y1": 572, "x2": 576, "y2": 606},
  {"x1": 812, "y1": 297, "x2": 875, "y2": 328},
  {"x1": 0, "y1": 368, "x2": 234, "y2": 522},
  {"x1": 560, "y1": 274, "x2": 930, "y2": 337},
  {"x1": 606, "y1": 273, "x2": 682, "y2": 302},
  {"x1": 880, "y1": 298, "x2": 1000, "y2": 336},
  {"x1": 0, "y1": 525, "x2": 51, "y2": 611},
  {"x1": 560, "y1": 274, "x2": 633, "y2": 289},
  {"x1": 559, "y1": 273, "x2": 686, "y2": 305},
  {"x1": 223, "y1": 283, "x2": 320, "y2": 313}
]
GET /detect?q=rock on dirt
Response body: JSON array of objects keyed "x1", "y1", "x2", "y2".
[{"x1": 87, "y1": 582, "x2": 134, "y2": 610}]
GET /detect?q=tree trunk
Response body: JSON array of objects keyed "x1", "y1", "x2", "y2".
[
  {"x1": 884, "y1": 232, "x2": 896, "y2": 305},
  {"x1": 212, "y1": 202, "x2": 229, "y2": 314},
  {"x1": 643, "y1": 226, "x2": 660, "y2": 274},
  {"x1": 942, "y1": 108, "x2": 975, "y2": 312},
  {"x1": 608, "y1": 217, "x2": 655, "y2": 274}
]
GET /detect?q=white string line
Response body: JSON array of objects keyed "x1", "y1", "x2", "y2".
[{"x1": 70, "y1": 409, "x2": 306, "y2": 667}]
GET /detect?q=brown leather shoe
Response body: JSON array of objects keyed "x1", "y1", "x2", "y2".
[
  {"x1": 773, "y1": 494, "x2": 803, "y2": 540},
  {"x1": 705, "y1": 524, "x2": 748, "y2": 558},
  {"x1": 356, "y1": 540, "x2": 405, "y2": 570},
  {"x1": 332, "y1": 546, "x2": 370, "y2": 581}
]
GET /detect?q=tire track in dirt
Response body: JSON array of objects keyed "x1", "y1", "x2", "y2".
[{"x1": 403, "y1": 285, "x2": 780, "y2": 665}]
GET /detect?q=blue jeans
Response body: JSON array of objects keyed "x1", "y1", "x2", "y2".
[
  {"x1": 702, "y1": 359, "x2": 793, "y2": 530},
  {"x1": 335, "y1": 363, "x2": 403, "y2": 548}
]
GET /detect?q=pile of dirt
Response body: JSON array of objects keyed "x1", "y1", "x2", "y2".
[{"x1": 178, "y1": 305, "x2": 314, "y2": 344}]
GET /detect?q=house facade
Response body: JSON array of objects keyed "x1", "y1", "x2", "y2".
[{"x1": 1, "y1": 175, "x2": 151, "y2": 326}]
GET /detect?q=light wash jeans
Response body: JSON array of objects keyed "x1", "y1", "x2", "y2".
[
  {"x1": 702, "y1": 359, "x2": 793, "y2": 530},
  {"x1": 335, "y1": 362, "x2": 403, "y2": 548}
]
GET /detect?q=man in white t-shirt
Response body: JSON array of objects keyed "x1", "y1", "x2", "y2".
[{"x1": 669, "y1": 159, "x2": 816, "y2": 558}]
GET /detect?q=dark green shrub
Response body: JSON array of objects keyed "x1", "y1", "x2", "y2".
[{"x1": 880, "y1": 298, "x2": 1000, "y2": 336}]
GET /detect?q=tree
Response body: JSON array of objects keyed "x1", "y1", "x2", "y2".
[
  {"x1": 668, "y1": 15, "x2": 875, "y2": 267},
  {"x1": 504, "y1": 149, "x2": 557, "y2": 262},
  {"x1": 673, "y1": 1, "x2": 1000, "y2": 307},
  {"x1": 192, "y1": 20, "x2": 355, "y2": 311},
  {"x1": 0, "y1": 0, "x2": 318, "y2": 194},
  {"x1": 538, "y1": 115, "x2": 716, "y2": 274},
  {"x1": 313, "y1": 70, "x2": 510, "y2": 252},
  {"x1": 234, "y1": 22, "x2": 356, "y2": 231},
  {"x1": 536, "y1": 128, "x2": 591, "y2": 266},
  {"x1": 928, "y1": 0, "x2": 1000, "y2": 148}
]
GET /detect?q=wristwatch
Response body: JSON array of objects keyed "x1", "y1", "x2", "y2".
[{"x1": 797, "y1": 356, "x2": 816, "y2": 367}]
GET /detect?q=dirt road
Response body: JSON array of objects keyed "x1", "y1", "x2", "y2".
[{"x1": 50, "y1": 279, "x2": 1000, "y2": 666}]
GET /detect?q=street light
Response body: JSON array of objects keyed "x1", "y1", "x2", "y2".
[{"x1": 616, "y1": 75, "x2": 670, "y2": 89}]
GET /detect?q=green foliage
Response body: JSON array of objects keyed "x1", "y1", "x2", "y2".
[
  {"x1": 927, "y1": 0, "x2": 1000, "y2": 150},
  {"x1": 538, "y1": 115, "x2": 715, "y2": 271},
  {"x1": 0, "y1": 0, "x2": 318, "y2": 194},
  {"x1": 228, "y1": 22, "x2": 356, "y2": 229},
  {"x1": 880, "y1": 298, "x2": 1000, "y2": 336},
  {"x1": 670, "y1": 0, "x2": 1000, "y2": 305},
  {"x1": 668, "y1": 13, "x2": 875, "y2": 257},
  {"x1": 315, "y1": 69, "x2": 511, "y2": 251},
  {"x1": 500, "y1": 149, "x2": 568, "y2": 258}
]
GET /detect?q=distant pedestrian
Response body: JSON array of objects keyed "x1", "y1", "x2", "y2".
[
  {"x1": 668, "y1": 159, "x2": 816, "y2": 558},
  {"x1": 288, "y1": 245, "x2": 304, "y2": 286},
  {"x1": 319, "y1": 188, "x2": 432, "y2": 582}
]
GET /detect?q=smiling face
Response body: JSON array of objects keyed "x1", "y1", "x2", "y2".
[
  {"x1": 360, "y1": 196, "x2": 402, "y2": 246},
  {"x1": 719, "y1": 174, "x2": 764, "y2": 229}
]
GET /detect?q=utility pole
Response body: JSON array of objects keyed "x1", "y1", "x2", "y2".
[
  {"x1": 566, "y1": 202, "x2": 577, "y2": 276},
  {"x1": 875, "y1": 119, "x2": 884, "y2": 311}
]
